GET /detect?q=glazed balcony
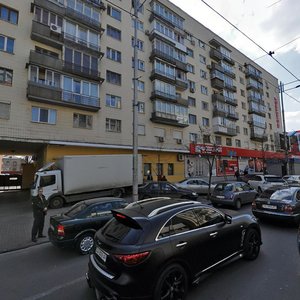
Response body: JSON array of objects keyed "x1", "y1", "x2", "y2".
[
  {"x1": 246, "y1": 82, "x2": 263, "y2": 93},
  {"x1": 248, "y1": 105, "x2": 266, "y2": 117},
  {"x1": 150, "y1": 69, "x2": 176, "y2": 85},
  {"x1": 245, "y1": 69, "x2": 263, "y2": 83},
  {"x1": 212, "y1": 93, "x2": 238, "y2": 106},
  {"x1": 213, "y1": 124, "x2": 237, "y2": 136},
  {"x1": 211, "y1": 77, "x2": 224, "y2": 90},
  {"x1": 33, "y1": 0, "x2": 64, "y2": 15},
  {"x1": 224, "y1": 82, "x2": 237, "y2": 92},
  {"x1": 250, "y1": 130, "x2": 268, "y2": 142},
  {"x1": 63, "y1": 62, "x2": 104, "y2": 82},
  {"x1": 151, "y1": 111, "x2": 189, "y2": 128},
  {"x1": 175, "y1": 77, "x2": 189, "y2": 90},
  {"x1": 209, "y1": 49, "x2": 222, "y2": 61},
  {"x1": 151, "y1": 90, "x2": 177, "y2": 102},
  {"x1": 213, "y1": 107, "x2": 239, "y2": 120},
  {"x1": 222, "y1": 55, "x2": 235, "y2": 65},
  {"x1": 247, "y1": 95, "x2": 264, "y2": 104}
]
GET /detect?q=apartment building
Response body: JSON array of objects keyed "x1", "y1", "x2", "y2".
[{"x1": 0, "y1": 0, "x2": 284, "y2": 181}]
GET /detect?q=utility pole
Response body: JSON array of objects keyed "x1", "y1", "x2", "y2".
[{"x1": 132, "y1": 0, "x2": 139, "y2": 202}]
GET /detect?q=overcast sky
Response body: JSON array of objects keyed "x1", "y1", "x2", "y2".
[{"x1": 170, "y1": 0, "x2": 300, "y2": 132}]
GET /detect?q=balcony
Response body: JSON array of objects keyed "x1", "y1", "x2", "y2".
[
  {"x1": 211, "y1": 62, "x2": 224, "y2": 73},
  {"x1": 150, "y1": 69, "x2": 176, "y2": 84},
  {"x1": 212, "y1": 93, "x2": 238, "y2": 106},
  {"x1": 209, "y1": 49, "x2": 222, "y2": 61},
  {"x1": 149, "y1": 12, "x2": 184, "y2": 34},
  {"x1": 86, "y1": 0, "x2": 106, "y2": 9},
  {"x1": 151, "y1": 90, "x2": 177, "y2": 102},
  {"x1": 248, "y1": 106, "x2": 266, "y2": 117},
  {"x1": 213, "y1": 124, "x2": 237, "y2": 136},
  {"x1": 63, "y1": 62, "x2": 104, "y2": 82},
  {"x1": 213, "y1": 107, "x2": 239, "y2": 120},
  {"x1": 248, "y1": 119, "x2": 266, "y2": 129},
  {"x1": 31, "y1": 20, "x2": 63, "y2": 50},
  {"x1": 246, "y1": 82, "x2": 263, "y2": 93},
  {"x1": 247, "y1": 95, "x2": 264, "y2": 104},
  {"x1": 65, "y1": 7, "x2": 103, "y2": 32},
  {"x1": 27, "y1": 81, "x2": 100, "y2": 111},
  {"x1": 211, "y1": 77, "x2": 224, "y2": 90},
  {"x1": 176, "y1": 94, "x2": 189, "y2": 107},
  {"x1": 175, "y1": 77, "x2": 189, "y2": 90},
  {"x1": 224, "y1": 82, "x2": 237, "y2": 92},
  {"x1": 250, "y1": 130, "x2": 268, "y2": 142},
  {"x1": 151, "y1": 112, "x2": 189, "y2": 128},
  {"x1": 223, "y1": 68, "x2": 236, "y2": 79},
  {"x1": 222, "y1": 55, "x2": 235, "y2": 65},
  {"x1": 29, "y1": 50, "x2": 63, "y2": 71},
  {"x1": 245, "y1": 69, "x2": 262, "y2": 82}
]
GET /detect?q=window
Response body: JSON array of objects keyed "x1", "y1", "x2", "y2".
[
  {"x1": 171, "y1": 210, "x2": 199, "y2": 234},
  {"x1": 203, "y1": 135, "x2": 210, "y2": 143},
  {"x1": 0, "y1": 67, "x2": 13, "y2": 86},
  {"x1": 238, "y1": 65, "x2": 243, "y2": 71},
  {"x1": 0, "y1": 35, "x2": 14, "y2": 53},
  {"x1": 31, "y1": 107, "x2": 56, "y2": 124},
  {"x1": 226, "y1": 138, "x2": 232, "y2": 146},
  {"x1": 144, "y1": 163, "x2": 151, "y2": 176},
  {"x1": 40, "y1": 175, "x2": 56, "y2": 187},
  {"x1": 202, "y1": 117, "x2": 209, "y2": 127},
  {"x1": 132, "y1": 37, "x2": 144, "y2": 51},
  {"x1": 106, "y1": 47, "x2": 121, "y2": 62},
  {"x1": 243, "y1": 128, "x2": 248, "y2": 135},
  {"x1": 138, "y1": 102, "x2": 145, "y2": 113},
  {"x1": 0, "y1": 102, "x2": 10, "y2": 119},
  {"x1": 200, "y1": 69, "x2": 207, "y2": 79},
  {"x1": 0, "y1": 4, "x2": 18, "y2": 24},
  {"x1": 241, "y1": 89, "x2": 245, "y2": 97},
  {"x1": 106, "y1": 118, "x2": 121, "y2": 132},
  {"x1": 241, "y1": 102, "x2": 246, "y2": 109},
  {"x1": 188, "y1": 97, "x2": 196, "y2": 107},
  {"x1": 268, "y1": 113, "x2": 271, "y2": 119},
  {"x1": 266, "y1": 92, "x2": 269, "y2": 98},
  {"x1": 215, "y1": 136, "x2": 222, "y2": 145},
  {"x1": 132, "y1": 19, "x2": 144, "y2": 31},
  {"x1": 202, "y1": 101, "x2": 209, "y2": 110},
  {"x1": 201, "y1": 85, "x2": 208, "y2": 95},
  {"x1": 186, "y1": 48, "x2": 194, "y2": 57},
  {"x1": 189, "y1": 133, "x2": 198, "y2": 143},
  {"x1": 198, "y1": 40, "x2": 205, "y2": 49},
  {"x1": 133, "y1": 58, "x2": 145, "y2": 71},
  {"x1": 138, "y1": 124, "x2": 145, "y2": 135},
  {"x1": 107, "y1": 5, "x2": 121, "y2": 21},
  {"x1": 242, "y1": 114, "x2": 247, "y2": 122},
  {"x1": 106, "y1": 70, "x2": 121, "y2": 85},
  {"x1": 106, "y1": 94, "x2": 121, "y2": 108},
  {"x1": 73, "y1": 113, "x2": 92, "y2": 129},
  {"x1": 187, "y1": 64, "x2": 194, "y2": 73},
  {"x1": 199, "y1": 54, "x2": 206, "y2": 64},
  {"x1": 107, "y1": 25, "x2": 121, "y2": 40},
  {"x1": 156, "y1": 163, "x2": 163, "y2": 177},
  {"x1": 236, "y1": 125, "x2": 240, "y2": 133},
  {"x1": 137, "y1": 80, "x2": 145, "y2": 92},
  {"x1": 168, "y1": 164, "x2": 174, "y2": 176},
  {"x1": 189, "y1": 114, "x2": 197, "y2": 124},
  {"x1": 188, "y1": 80, "x2": 195, "y2": 91},
  {"x1": 193, "y1": 207, "x2": 224, "y2": 227},
  {"x1": 235, "y1": 139, "x2": 241, "y2": 147},
  {"x1": 269, "y1": 123, "x2": 272, "y2": 130},
  {"x1": 240, "y1": 77, "x2": 244, "y2": 84}
]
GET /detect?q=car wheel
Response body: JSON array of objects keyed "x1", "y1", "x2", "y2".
[
  {"x1": 154, "y1": 264, "x2": 188, "y2": 300},
  {"x1": 49, "y1": 196, "x2": 64, "y2": 209},
  {"x1": 76, "y1": 233, "x2": 95, "y2": 255},
  {"x1": 243, "y1": 229, "x2": 260, "y2": 260},
  {"x1": 112, "y1": 188, "x2": 122, "y2": 198},
  {"x1": 235, "y1": 199, "x2": 242, "y2": 210}
]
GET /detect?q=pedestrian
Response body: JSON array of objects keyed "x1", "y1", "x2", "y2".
[
  {"x1": 161, "y1": 175, "x2": 167, "y2": 181},
  {"x1": 31, "y1": 187, "x2": 48, "y2": 242},
  {"x1": 234, "y1": 168, "x2": 240, "y2": 181}
]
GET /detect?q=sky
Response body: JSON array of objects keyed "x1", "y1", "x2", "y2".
[{"x1": 169, "y1": 0, "x2": 300, "y2": 132}]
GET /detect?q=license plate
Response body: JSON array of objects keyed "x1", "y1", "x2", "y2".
[
  {"x1": 216, "y1": 195, "x2": 225, "y2": 199},
  {"x1": 95, "y1": 247, "x2": 107, "y2": 262},
  {"x1": 262, "y1": 204, "x2": 277, "y2": 210}
]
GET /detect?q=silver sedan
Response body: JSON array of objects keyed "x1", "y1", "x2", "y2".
[{"x1": 175, "y1": 178, "x2": 216, "y2": 195}]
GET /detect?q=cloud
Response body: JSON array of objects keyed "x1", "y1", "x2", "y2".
[{"x1": 285, "y1": 111, "x2": 300, "y2": 131}]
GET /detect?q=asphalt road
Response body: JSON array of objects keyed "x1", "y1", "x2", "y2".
[{"x1": 0, "y1": 204, "x2": 299, "y2": 300}]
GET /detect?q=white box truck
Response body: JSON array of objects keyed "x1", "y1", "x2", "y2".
[{"x1": 31, "y1": 154, "x2": 143, "y2": 208}]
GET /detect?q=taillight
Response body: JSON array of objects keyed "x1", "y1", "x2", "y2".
[
  {"x1": 57, "y1": 224, "x2": 65, "y2": 236},
  {"x1": 284, "y1": 205, "x2": 294, "y2": 213},
  {"x1": 114, "y1": 251, "x2": 150, "y2": 265}
]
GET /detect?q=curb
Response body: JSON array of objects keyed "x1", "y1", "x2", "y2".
[{"x1": 0, "y1": 240, "x2": 50, "y2": 255}]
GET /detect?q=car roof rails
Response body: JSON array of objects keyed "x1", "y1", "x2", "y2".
[
  {"x1": 126, "y1": 197, "x2": 171, "y2": 208},
  {"x1": 148, "y1": 201, "x2": 199, "y2": 217}
]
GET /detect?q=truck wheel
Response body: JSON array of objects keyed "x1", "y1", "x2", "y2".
[
  {"x1": 49, "y1": 196, "x2": 64, "y2": 209},
  {"x1": 112, "y1": 188, "x2": 122, "y2": 198},
  {"x1": 76, "y1": 233, "x2": 95, "y2": 255}
]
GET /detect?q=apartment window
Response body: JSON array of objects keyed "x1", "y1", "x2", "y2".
[
  {"x1": 107, "y1": 25, "x2": 121, "y2": 40},
  {"x1": 188, "y1": 97, "x2": 196, "y2": 107},
  {"x1": 270, "y1": 134, "x2": 274, "y2": 142},
  {"x1": 168, "y1": 163, "x2": 174, "y2": 176},
  {"x1": 238, "y1": 65, "x2": 243, "y2": 71},
  {"x1": 187, "y1": 63, "x2": 194, "y2": 73},
  {"x1": 35, "y1": 6, "x2": 63, "y2": 27},
  {"x1": 0, "y1": 67, "x2": 13, "y2": 86},
  {"x1": 236, "y1": 125, "x2": 240, "y2": 133},
  {"x1": 266, "y1": 92, "x2": 269, "y2": 98},
  {"x1": 0, "y1": 35, "x2": 14, "y2": 53},
  {"x1": 189, "y1": 133, "x2": 198, "y2": 143},
  {"x1": 269, "y1": 123, "x2": 272, "y2": 130},
  {"x1": 107, "y1": 5, "x2": 121, "y2": 21},
  {"x1": 106, "y1": 94, "x2": 121, "y2": 108},
  {"x1": 157, "y1": 163, "x2": 163, "y2": 177},
  {"x1": 203, "y1": 135, "x2": 210, "y2": 143},
  {"x1": 132, "y1": 19, "x2": 144, "y2": 31},
  {"x1": 235, "y1": 139, "x2": 241, "y2": 147},
  {"x1": 132, "y1": 58, "x2": 145, "y2": 71},
  {"x1": 107, "y1": 70, "x2": 121, "y2": 85},
  {"x1": 226, "y1": 138, "x2": 232, "y2": 146},
  {"x1": 106, "y1": 47, "x2": 121, "y2": 62},
  {"x1": 138, "y1": 124, "x2": 145, "y2": 135},
  {"x1": 188, "y1": 80, "x2": 195, "y2": 91},
  {"x1": 132, "y1": 37, "x2": 144, "y2": 51},
  {"x1": 200, "y1": 69, "x2": 207, "y2": 79},
  {"x1": 241, "y1": 89, "x2": 245, "y2": 97},
  {"x1": 243, "y1": 128, "x2": 248, "y2": 135},
  {"x1": 136, "y1": 80, "x2": 145, "y2": 92},
  {"x1": 215, "y1": 136, "x2": 222, "y2": 145},
  {"x1": 202, "y1": 101, "x2": 209, "y2": 110},
  {"x1": 199, "y1": 54, "x2": 206, "y2": 64},
  {"x1": 240, "y1": 77, "x2": 244, "y2": 84},
  {"x1": 242, "y1": 114, "x2": 247, "y2": 122},
  {"x1": 199, "y1": 40, "x2": 205, "y2": 49},
  {"x1": 186, "y1": 48, "x2": 194, "y2": 57},
  {"x1": 202, "y1": 117, "x2": 209, "y2": 127},
  {"x1": 189, "y1": 114, "x2": 197, "y2": 124},
  {"x1": 31, "y1": 107, "x2": 56, "y2": 124},
  {"x1": 0, "y1": 102, "x2": 10, "y2": 119},
  {"x1": 0, "y1": 4, "x2": 18, "y2": 24},
  {"x1": 201, "y1": 85, "x2": 208, "y2": 95},
  {"x1": 106, "y1": 118, "x2": 121, "y2": 132},
  {"x1": 138, "y1": 102, "x2": 145, "y2": 113},
  {"x1": 144, "y1": 163, "x2": 151, "y2": 176},
  {"x1": 268, "y1": 113, "x2": 271, "y2": 119},
  {"x1": 73, "y1": 113, "x2": 92, "y2": 129},
  {"x1": 241, "y1": 102, "x2": 246, "y2": 109}
]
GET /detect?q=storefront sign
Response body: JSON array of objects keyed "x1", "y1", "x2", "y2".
[{"x1": 193, "y1": 144, "x2": 222, "y2": 155}]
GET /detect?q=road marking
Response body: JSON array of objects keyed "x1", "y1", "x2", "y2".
[{"x1": 23, "y1": 276, "x2": 86, "y2": 300}]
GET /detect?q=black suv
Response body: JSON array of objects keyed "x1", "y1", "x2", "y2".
[
  {"x1": 87, "y1": 197, "x2": 262, "y2": 299},
  {"x1": 48, "y1": 197, "x2": 127, "y2": 254}
]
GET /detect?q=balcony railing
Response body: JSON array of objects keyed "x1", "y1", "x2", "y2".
[
  {"x1": 63, "y1": 62, "x2": 104, "y2": 82},
  {"x1": 247, "y1": 95, "x2": 264, "y2": 103},
  {"x1": 151, "y1": 111, "x2": 189, "y2": 127},
  {"x1": 250, "y1": 131, "x2": 268, "y2": 142},
  {"x1": 213, "y1": 108, "x2": 239, "y2": 120},
  {"x1": 246, "y1": 82, "x2": 263, "y2": 93},
  {"x1": 212, "y1": 93, "x2": 238, "y2": 106},
  {"x1": 151, "y1": 90, "x2": 177, "y2": 101},
  {"x1": 245, "y1": 69, "x2": 262, "y2": 82},
  {"x1": 62, "y1": 91, "x2": 100, "y2": 109},
  {"x1": 150, "y1": 68, "x2": 176, "y2": 83},
  {"x1": 175, "y1": 77, "x2": 189, "y2": 90},
  {"x1": 213, "y1": 124, "x2": 237, "y2": 136},
  {"x1": 209, "y1": 49, "x2": 222, "y2": 61},
  {"x1": 224, "y1": 82, "x2": 237, "y2": 92},
  {"x1": 248, "y1": 106, "x2": 266, "y2": 117},
  {"x1": 211, "y1": 77, "x2": 224, "y2": 90}
]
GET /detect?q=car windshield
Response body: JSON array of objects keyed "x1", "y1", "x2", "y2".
[
  {"x1": 215, "y1": 183, "x2": 233, "y2": 192},
  {"x1": 270, "y1": 189, "x2": 293, "y2": 200},
  {"x1": 265, "y1": 177, "x2": 284, "y2": 183},
  {"x1": 65, "y1": 203, "x2": 88, "y2": 217}
]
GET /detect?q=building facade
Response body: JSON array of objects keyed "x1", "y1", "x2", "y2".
[{"x1": 0, "y1": 0, "x2": 283, "y2": 182}]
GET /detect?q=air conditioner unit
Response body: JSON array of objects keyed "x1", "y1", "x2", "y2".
[
  {"x1": 176, "y1": 139, "x2": 182, "y2": 144},
  {"x1": 145, "y1": 30, "x2": 150, "y2": 36},
  {"x1": 158, "y1": 137, "x2": 165, "y2": 142},
  {"x1": 190, "y1": 40, "x2": 195, "y2": 46},
  {"x1": 177, "y1": 153, "x2": 184, "y2": 161},
  {"x1": 190, "y1": 87, "x2": 195, "y2": 93},
  {"x1": 50, "y1": 23, "x2": 62, "y2": 34},
  {"x1": 207, "y1": 65, "x2": 212, "y2": 70}
]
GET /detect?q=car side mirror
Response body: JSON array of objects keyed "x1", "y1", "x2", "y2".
[{"x1": 224, "y1": 214, "x2": 232, "y2": 224}]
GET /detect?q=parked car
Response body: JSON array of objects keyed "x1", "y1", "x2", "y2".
[
  {"x1": 282, "y1": 175, "x2": 292, "y2": 181},
  {"x1": 210, "y1": 181, "x2": 258, "y2": 210},
  {"x1": 247, "y1": 175, "x2": 288, "y2": 193},
  {"x1": 174, "y1": 177, "x2": 217, "y2": 194},
  {"x1": 285, "y1": 175, "x2": 300, "y2": 186},
  {"x1": 86, "y1": 197, "x2": 262, "y2": 300},
  {"x1": 298, "y1": 226, "x2": 300, "y2": 254},
  {"x1": 48, "y1": 197, "x2": 128, "y2": 254},
  {"x1": 252, "y1": 187, "x2": 300, "y2": 225},
  {"x1": 240, "y1": 173, "x2": 260, "y2": 183},
  {"x1": 138, "y1": 181, "x2": 198, "y2": 200}
]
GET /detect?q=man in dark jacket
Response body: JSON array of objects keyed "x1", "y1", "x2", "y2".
[{"x1": 31, "y1": 187, "x2": 48, "y2": 242}]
